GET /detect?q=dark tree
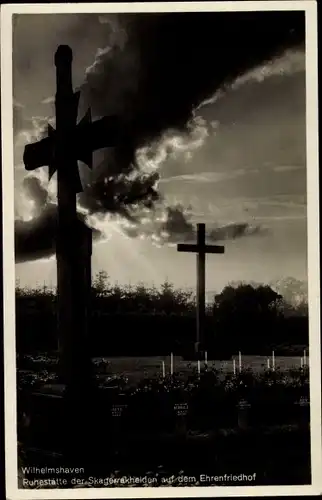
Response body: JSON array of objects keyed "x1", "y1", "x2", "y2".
[{"x1": 213, "y1": 284, "x2": 283, "y2": 352}]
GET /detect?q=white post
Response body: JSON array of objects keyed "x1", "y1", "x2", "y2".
[
  {"x1": 238, "y1": 351, "x2": 242, "y2": 373},
  {"x1": 205, "y1": 351, "x2": 208, "y2": 365},
  {"x1": 303, "y1": 349, "x2": 306, "y2": 366},
  {"x1": 272, "y1": 350, "x2": 275, "y2": 371},
  {"x1": 170, "y1": 353, "x2": 173, "y2": 375},
  {"x1": 267, "y1": 358, "x2": 270, "y2": 370},
  {"x1": 197, "y1": 360, "x2": 201, "y2": 375},
  {"x1": 300, "y1": 356, "x2": 303, "y2": 369},
  {"x1": 233, "y1": 358, "x2": 236, "y2": 375},
  {"x1": 162, "y1": 361, "x2": 165, "y2": 378}
]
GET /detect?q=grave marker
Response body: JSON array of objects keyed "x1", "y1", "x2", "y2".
[
  {"x1": 174, "y1": 402, "x2": 189, "y2": 435},
  {"x1": 237, "y1": 399, "x2": 251, "y2": 431},
  {"x1": 295, "y1": 396, "x2": 309, "y2": 429},
  {"x1": 111, "y1": 403, "x2": 128, "y2": 418}
]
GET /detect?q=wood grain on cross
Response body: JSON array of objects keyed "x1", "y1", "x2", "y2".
[
  {"x1": 177, "y1": 223, "x2": 224, "y2": 356},
  {"x1": 23, "y1": 45, "x2": 120, "y2": 397}
]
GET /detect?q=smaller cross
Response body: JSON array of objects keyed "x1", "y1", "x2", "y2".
[{"x1": 177, "y1": 223, "x2": 224, "y2": 356}]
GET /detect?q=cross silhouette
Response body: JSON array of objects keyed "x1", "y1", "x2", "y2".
[
  {"x1": 177, "y1": 223, "x2": 225, "y2": 355},
  {"x1": 22, "y1": 45, "x2": 122, "y2": 398}
]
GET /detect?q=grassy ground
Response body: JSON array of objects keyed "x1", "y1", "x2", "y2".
[
  {"x1": 92, "y1": 355, "x2": 307, "y2": 382},
  {"x1": 20, "y1": 354, "x2": 308, "y2": 384}
]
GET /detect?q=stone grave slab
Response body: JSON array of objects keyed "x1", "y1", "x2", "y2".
[
  {"x1": 294, "y1": 396, "x2": 310, "y2": 429},
  {"x1": 237, "y1": 398, "x2": 251, "y2": 431},
  {"x1": 174, "y1": 401, "x2": 189, "y2": 435}
]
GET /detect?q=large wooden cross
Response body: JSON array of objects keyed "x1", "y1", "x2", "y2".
[
  {"x1": 177, "y1": 223, "x2": 224, "y2": 356},
  {"x1": 23, "y1": 45, "x2": 121, "y2": 398}
]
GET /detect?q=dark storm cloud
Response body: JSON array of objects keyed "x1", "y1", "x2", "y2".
[
  {"x1": 162, "y1": 207, "x2": 266, "y2": 244},
  {"x1": 81, "y1": 11, "x2": 304, "y2": 192},
  {"x1": 78, "y1": 165, "x2": 160, "y2": 217},
  {"x1": 15, "y1": 202, "x2": 101, "y2": 263},
  {"x1": 15, "y1": 175, "x2": 101, "y2": 263},
  {"x1": 120, "y1": 203, "x2": 267, "y2": 245},
  {"x1": 15, "y1": 204, "x2": 57, "y2": 263},
  {"x1": 71, "y1": 10, "x2": 305, "y2": 229},
  {"x1": 14, "y1": 11, "x2": 304, "y2": 261},
  {"x1": 162, "y1": 208, "x2": 266, "y2": 244}
]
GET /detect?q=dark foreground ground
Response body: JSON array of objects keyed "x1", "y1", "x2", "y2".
[
  {"x1": 17, "y1": 362, "x2": 311, "y2": 488},
  {"x1": 19, "y1": 425, "x2": 310, "y2": 488}
]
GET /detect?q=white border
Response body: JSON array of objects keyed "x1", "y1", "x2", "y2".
[{"x1": 1, "y1": 2, "x2": 321, "y2": 499}]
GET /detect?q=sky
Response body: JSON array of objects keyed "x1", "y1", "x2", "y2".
[{"x1": 12, "y1": 10, "x2": 308, "y2": 298}]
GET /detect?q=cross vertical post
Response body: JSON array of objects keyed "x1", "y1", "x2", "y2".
[
  {"x1": 23, "y1": 44, "x2": 122, "y2": 462},
  {"x1": 177, "y1": 223, "x2": 225, "y2": 358},
  {"x1": 196, "y1": 223, "x2": 206, "y2": 353},
  {"x1": 54, "y1": 46, "x2": 92, "y2": 398}
]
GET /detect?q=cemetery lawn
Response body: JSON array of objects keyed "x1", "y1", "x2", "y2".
[{"x1": 17, "y1": 353, "x2": 311, "y2": 487}]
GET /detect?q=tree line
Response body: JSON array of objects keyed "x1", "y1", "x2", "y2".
[{"x1": 15, "y1": 271, "x2": 308, "y2": 356}]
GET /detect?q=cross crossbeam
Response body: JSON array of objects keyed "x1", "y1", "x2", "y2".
[
  {"x1": 177, "y1": 243, "x2": 225, "y2": 254},
  {"x1": 177, "y1": 223, "x2": 225, "y2": 356},
  {"x1": 23, "y1": 45, "x2": 123, "y2": 194},
  {"x1": 23, "y1": 114, "x2": 121, "y2": 185}
]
